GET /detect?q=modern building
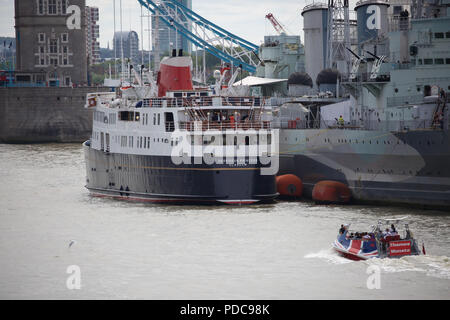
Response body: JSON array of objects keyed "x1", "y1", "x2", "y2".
[
  {"x1": 85, "y1": 6, "x2": 100, "y2": 65},
  {"x1": 14, "y1": 0, "x2": 88, "y2": 86},
  {"x1": 152, "y1": 0, "x2": 192, "y2": 55},
  {"x1": 113, "y1": 31, "x2": 140, "y2": 65}
]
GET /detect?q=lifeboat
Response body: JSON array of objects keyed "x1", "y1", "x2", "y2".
[
  {"x1": 276, "y1": 174, "x2": 303, "y2": 198},
  {"x1": 312, "y1": 180, "x2": 351, "y2": 204},
  {"x1": 332, "y1": 217, "x2": 423, "y2": 260}
]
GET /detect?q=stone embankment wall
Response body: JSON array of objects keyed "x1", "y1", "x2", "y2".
[{"x1": 0, "y1": 87, "x2": 111, "y2": 143}]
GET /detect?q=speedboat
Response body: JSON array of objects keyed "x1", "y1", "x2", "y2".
[{"x1": 332, "y1": 217, "x2": 424, "y2": 261}]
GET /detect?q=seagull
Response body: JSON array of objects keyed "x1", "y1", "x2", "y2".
[{"x1": 69, "y1": 240, "x2": 76, "y2": 248}]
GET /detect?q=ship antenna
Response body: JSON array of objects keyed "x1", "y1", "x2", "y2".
[
  {"x1": 120, "y1": 0, "x2": 125, "y2": 84},
  {"x1": 113, "y1": 0, "x2": 117, "y2": 80}
]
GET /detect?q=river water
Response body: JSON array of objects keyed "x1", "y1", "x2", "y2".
[{"x1": 0, "y1": 143, "x2": 449, "y2": 299}]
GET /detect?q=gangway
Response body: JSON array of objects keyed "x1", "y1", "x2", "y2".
[{"x1": 137, "y1": 0, "x2": 261, "y2": 73}]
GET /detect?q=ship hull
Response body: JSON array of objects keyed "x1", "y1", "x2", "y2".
[
  {"x1": 83, "y1": 141, "x2": 277, "y2": 205},
  {"x1": 278, "y1": 129, "x2": 450, "y2": 210}
]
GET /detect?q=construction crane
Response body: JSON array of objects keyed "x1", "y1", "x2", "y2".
[
  {"x1": 138, "y1": 0, "x2": 261, "y2": 74},
  {"x1": 265, "y1": 13, "x2": 288, "y2": 35}
]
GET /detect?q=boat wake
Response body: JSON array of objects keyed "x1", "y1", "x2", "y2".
[
  {"x1": 305, "y1": 250, "x2": 450, "y2": 279},
  {"x1": 304, "y1": 248, "x2": 353, "y2": 265},
  {"x1": 364, "y1": 255, "x2": 450, "y2": 280}
]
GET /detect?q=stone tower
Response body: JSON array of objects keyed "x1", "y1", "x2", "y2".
[{"x1": 14, "y1": 0, "x2": 88, "y2": 86}]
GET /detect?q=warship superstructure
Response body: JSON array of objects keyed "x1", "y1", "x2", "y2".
[{"x1": 276, "y1": 0, "x2": 450, "y2": 209}]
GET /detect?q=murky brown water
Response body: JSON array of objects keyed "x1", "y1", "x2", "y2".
[{"x1": 0, "y1": 144, "x2": 449, "y2": 299}]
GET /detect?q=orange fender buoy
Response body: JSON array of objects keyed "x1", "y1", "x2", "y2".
[
  {"x1": 312, "y1": 180, "x2": 352, "y2": 204},
  {"x1": 276, "y1": 174, "x2": 303, "y2": 198}
]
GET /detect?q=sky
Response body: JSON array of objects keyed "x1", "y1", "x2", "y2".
[
  {"x1": 88, "y1": 0, "x2": 310, "y2": 49},
  {"x1": 0, "y1": 0, "x2": 357, "y2": 50}
]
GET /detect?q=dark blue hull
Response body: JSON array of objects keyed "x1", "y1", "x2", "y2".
[{"x1": 83, "y1": 141, "x2": 277, "y2": 204}]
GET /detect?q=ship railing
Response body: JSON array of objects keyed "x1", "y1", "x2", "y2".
[
  {"x1": 178, "y1": 120, "x2": 271, "y2": 131},
  {"x1": 142, "y1": 96, "x2": 265, "y2": 108},
  {"x1": 273, "y1": 119, "x2": 316, "y2": 129},
  {"x1": 387, "y1": 16, "x2": 411, "y2": 32}
]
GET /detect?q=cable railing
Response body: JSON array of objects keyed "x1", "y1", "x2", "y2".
[
  {"x1": 178, "y1": 120, "x2": 271, "y2": 131},
  {"x1": 142, "y1": 96, "x2": 265, "y2": 108}
]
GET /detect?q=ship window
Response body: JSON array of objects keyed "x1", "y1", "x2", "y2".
[
  {"x1": 119, "y1": 111, "x2": 140, "y2": 121},
  {"x1": 164, "y1": 112, "x2": 175, "y2": 132},
  {"x1": 446, "y1": 58, "x2": 450, "y2": 64},
  {"x1": 153, "y1": 113, "x2": 156, "y2": 125},
  {"x1": 435, "y1": 58, "x2": 444, "y2": 65},
  {"x1": 446, "y1": 32, "x2": 450, "y2": 38},
  {"x1": 157, "y1": 113, "x2": 161, "y2": 125},
  {"x1": 418, "y1": 59, "x2": 422, "y2": 65},
  {"x1": 144, "y1": 137, "x2": 147, "y2": 148},
  {"x1": 434, "y1": 32, "x2": 444, "y2": 39},
  {"x1": 147, "y1": 137, "x2": 150, "y2": 149},
  {"x1": 424, "y1": 59, "x2": 433, "y2": 65}
]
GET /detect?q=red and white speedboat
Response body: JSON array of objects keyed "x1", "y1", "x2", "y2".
[{"x1": 332, "y1": 217, "x2": 424, "y2": 261}]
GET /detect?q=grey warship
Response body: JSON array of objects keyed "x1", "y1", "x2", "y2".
[{"x1": 277, "y1": 0, "x2": 450, "y2": 209}]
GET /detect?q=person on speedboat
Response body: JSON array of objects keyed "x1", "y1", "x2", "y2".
[
  {"x1": 390, "y1": 224, "x2": 397, "y2": 235},
  {"x1": 363, "y1": 233, "x2": 372, "y2": 240}
]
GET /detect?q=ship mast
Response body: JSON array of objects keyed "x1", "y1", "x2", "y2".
[{"x1": 326, "y1": 0, "x2": 351, "y2": 77}]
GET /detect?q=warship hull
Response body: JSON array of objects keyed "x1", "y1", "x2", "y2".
[
  {"x1": 278, "y1": 128, "x2": 450, "y2": 209},
  {"x1": 84, "y1": 141, "x2": 278, "y2": 205}
]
